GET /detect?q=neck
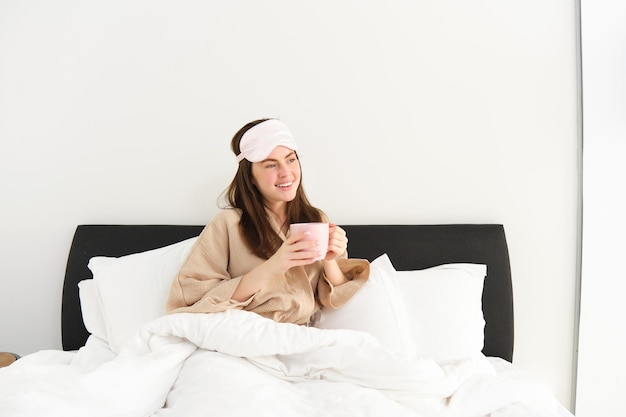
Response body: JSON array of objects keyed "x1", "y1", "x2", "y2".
[{"x1": 265, "y1": 204, "x2": 288, "y2": 232}]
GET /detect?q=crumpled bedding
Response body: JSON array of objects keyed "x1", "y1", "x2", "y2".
[{"x1": 0, "y1": 310, "x2": 573, "y2": 417}]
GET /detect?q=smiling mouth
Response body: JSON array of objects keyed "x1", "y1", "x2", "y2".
[{"x1": 276, "y1": 182, "x2": 293, "y2": 188}]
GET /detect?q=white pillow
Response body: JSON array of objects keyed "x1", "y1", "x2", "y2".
[
  {"x1": 77, "y1": 279, "x2": 108, "y2": 342},
  {"x1": 88, "y1": 237, "x2": 197, "y2": 353},
  {"x1": 315, "y1": 254, "x2": 416, "y2": 359},
  {"x1": 395, "y1": 263, "x2": 487, "y2": 364}
]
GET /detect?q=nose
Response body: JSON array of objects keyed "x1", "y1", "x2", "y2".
[{"x1": 277, "y1": 163, "x2": 289, "y2": 176}]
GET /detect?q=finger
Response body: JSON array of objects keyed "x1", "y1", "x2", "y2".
[
  {"x1": 286, "y1": 231, "x2": 311, "y2": 244},
  {"x1": 280, "y1": 247, "x2": 317, "y2": 267},
  {"x1": 328, "y1": 235, "x2": 347, "y2": 247},
  {"x1": 329, "y1": 226, "x2": 345, "y2": 239},
  {"x1": 287, "y1": 241, "x2": 320, "y2": 260},
  {"x1": 291, "y1": 239, "x2": 319, "y2": 251},
  {"x1": 327, "y1": 238, "x2": 347, "y2": 255}
]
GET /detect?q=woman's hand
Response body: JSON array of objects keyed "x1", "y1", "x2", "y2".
[
  {"x1": 324, "y1": 223, "x2": 347, "y2": 261},
  {"x1": 231, "y1": 232, "x2": 319, "y2": 301},
  {"x1": 321, "y1": 223, "x2": 349, "y2": 286},
  {"x1": 265, "y1": 231, "x2": 320, "y2": 276}
]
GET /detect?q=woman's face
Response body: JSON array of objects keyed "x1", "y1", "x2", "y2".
[{"x1": 251, "y1": 146, "x2": 301, "y2": 210}]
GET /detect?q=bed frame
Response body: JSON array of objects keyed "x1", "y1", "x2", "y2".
[{"x1": 61, "y1": 224, "x2": 514, "y2": 362}]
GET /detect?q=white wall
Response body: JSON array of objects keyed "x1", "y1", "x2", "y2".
[
  {"x1": 576, "y1": 0, "x2": 626, "y2": 415},
  {"x1": 0, "y1": 0, "x2": 579, "y2": 409}
]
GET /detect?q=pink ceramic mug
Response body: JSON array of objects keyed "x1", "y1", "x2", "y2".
[{"x1": 289, "y1": 222, "x2": 329, "y2": 261}]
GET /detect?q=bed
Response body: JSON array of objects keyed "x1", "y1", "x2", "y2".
[{"x1": 0, "y1": 223, "x2": 573, "y2": 417}]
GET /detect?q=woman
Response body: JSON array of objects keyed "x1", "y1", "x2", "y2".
[{"x1": 166, "y1": 118, "x2": 369, "y2": 325}]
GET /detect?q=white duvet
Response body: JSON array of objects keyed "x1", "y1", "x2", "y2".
[{"x1": 0, "y1": 310, "x2": 572, "y2": 417}]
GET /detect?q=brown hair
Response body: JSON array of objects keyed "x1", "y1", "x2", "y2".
[{"x1": 224, "y1": 119, "x2": 323, "y2": 259}]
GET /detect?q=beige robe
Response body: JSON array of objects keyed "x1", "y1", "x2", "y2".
[{"x1": 166, "y1": 208, "x2": 369, "y2": 325}]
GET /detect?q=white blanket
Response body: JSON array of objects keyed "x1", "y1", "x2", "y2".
[{"x1": 0, "y1": 310, "x2": 572, "y2": 417}]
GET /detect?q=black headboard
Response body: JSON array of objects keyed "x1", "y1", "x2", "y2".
[{"x1": 61, "y1": 224, "x2": 513, "y2": 362}]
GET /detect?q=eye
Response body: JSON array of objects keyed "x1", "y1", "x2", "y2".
[
  {"x1": 287, "y1": 157, "x2": 297, "y2": 164},
  {"x1": 265, "y1": 163, "x2": 276, "y2": 169}
]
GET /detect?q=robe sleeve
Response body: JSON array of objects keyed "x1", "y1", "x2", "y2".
[
  {"x1": 317, "y1": 257, "x2": 370, "y2": 309},
  {"x1": 166, "y1": 213, "x2": 252, "y2": 314}
]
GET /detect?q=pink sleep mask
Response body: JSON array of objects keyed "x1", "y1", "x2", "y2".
[{"x1": 236, "y1": 119, "x2": 298, "y2": 163}]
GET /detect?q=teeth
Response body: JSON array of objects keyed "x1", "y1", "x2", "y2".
[{"x1": 277, "y1": 182, "x2": 293, "y2": 188}]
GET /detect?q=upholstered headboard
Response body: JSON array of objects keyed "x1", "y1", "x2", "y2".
[{"x1": 61, "y1": 224, "x2": 513, "y2": 361}]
